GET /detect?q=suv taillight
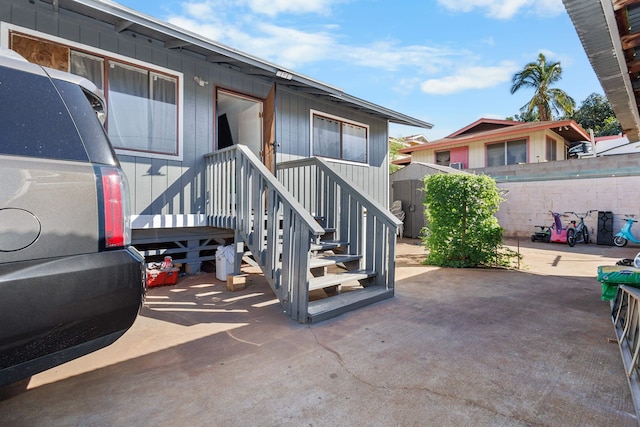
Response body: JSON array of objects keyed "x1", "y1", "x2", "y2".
[{"x1": 100, "y1": 167, "x2": 131, "y2": 248}]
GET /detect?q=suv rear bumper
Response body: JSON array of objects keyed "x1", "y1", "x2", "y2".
[{"x1": 0, "y1": 247, "x2": 146, "y2": 386}]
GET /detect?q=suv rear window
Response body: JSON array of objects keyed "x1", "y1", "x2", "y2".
[
  {"x1": 0, "y1": 65, "x2": 89, "y2": 161},
  {"x1": 53, "y1": 79, "x2": 118, "y2": 166}
]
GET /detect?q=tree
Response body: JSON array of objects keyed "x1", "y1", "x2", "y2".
[
  {"x1": 422, "y1": 174, "x2": 518, "y2": 268},
  {"x1": 389, "y1": 136, "x2": 405, "y2": 174},
  {"x1": 510, "y1": 53, "x2": 575, "y2": 121},
  {"x1": 569, "y1": 93, "x2": 621, "y2": 137},
  {"x1": 506, "y1": 110, "x2": 539, "y2": 122}
]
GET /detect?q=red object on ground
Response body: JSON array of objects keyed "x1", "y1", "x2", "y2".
[{"x1": 147, "y1": 267, "x2": 180, "y2": 288}]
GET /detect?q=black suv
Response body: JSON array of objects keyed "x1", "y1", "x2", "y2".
[{"x1": 0, "y1": 49, "x2": 146, "y2": 387}]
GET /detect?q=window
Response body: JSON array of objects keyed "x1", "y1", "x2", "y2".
[
  {"x1": 546, "y1": 137, "x2": 557, "y2": 161},
  {"x1": 486, "y1": 139, "x2": 527, "y2": 167},
  {"x1": 7, "y1": 28, "x2": 182, "y2": 160},
  {"x1": 107, "y1": 62, "x2": 177, "y2": 155},
  {"x1": 70, "y1": 51, "x2": 104, "y2": 90},
  {"x1": 312, "y1": 112, "x2": 368, "y2": 163},
  {"x1": 435, "y1": 151, "x2": 450, "y2": 166}
]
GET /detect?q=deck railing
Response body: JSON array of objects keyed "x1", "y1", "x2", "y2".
[
  {"x1": 277, "y1": 157, "x2": 401, "y2": 290},
  {"x1": 204, "y1": 145, "x2": 325, "y2": 321}
]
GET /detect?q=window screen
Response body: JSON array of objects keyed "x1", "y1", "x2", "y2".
[
  {"x1": 486, "y1": 143, "x2": 504, "y2": 167},
  {"x1": 313, "y1": 115, "x2": 341, "y2": 159},
  {"x1": 312, "y1": 113, "x2": 368, "y2": 163},
  {"x1": 435, "y1": 151, "x2": 450, "y2": 166},
  {"x1": 486, "y1": 139, "x2": 527, "y2": 166},
  {"x1": 546, "y1": 138, "x2": 557, "y2": 161}
]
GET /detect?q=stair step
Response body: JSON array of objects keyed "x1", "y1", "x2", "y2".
[
  {"x1": 308, "y1": 269, "x2": 375, "y2": 291},
  {"x1": 309, "y1": 254, "x2": 361, "y2": 269},
  {"x1": 307, "y1": 287, "x2": 393, "y2": 323},
  {"x1": 310, "y1": 240, "x2": 348, "y2": 252}
]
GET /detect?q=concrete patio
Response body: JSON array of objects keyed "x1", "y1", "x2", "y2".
[{"x1": 1, "y1": 238, "x2": 638, "y2": 426}]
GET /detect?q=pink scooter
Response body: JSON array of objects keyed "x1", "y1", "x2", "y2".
[{"x1": 549, "y1": 211, "x2": 575, "y2": 245}]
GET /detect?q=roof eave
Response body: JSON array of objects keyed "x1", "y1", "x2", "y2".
[{"x1": 400, "y1": 120, "x2": 589, "y2": 154}]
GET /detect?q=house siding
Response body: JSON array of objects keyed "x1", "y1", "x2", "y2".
[
  {"x1": 271, "y1": 85, "x2": 390, "y2": 206},
  {"x1": 410, "y1": 129, "x2": 570, "y2": 168},
  {"x1": 2, "y1": 0, "x2": 390, "y2": 214}
]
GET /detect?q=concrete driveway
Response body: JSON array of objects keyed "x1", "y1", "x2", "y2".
[{"x1": 1, "y1": 238, "x2": 639, "y2": 426}]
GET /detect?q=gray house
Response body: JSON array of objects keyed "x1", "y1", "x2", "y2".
[{"x1": 2, "y1": 0, "x2": 432, "y2": 322}]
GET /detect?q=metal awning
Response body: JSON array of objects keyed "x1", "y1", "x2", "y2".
[
  {"x1": 42, "y1": 0, "x2": 433, "y2": 129},
  {"x1": 563, "y1": 0, "x2": 640, "y2": 142}
]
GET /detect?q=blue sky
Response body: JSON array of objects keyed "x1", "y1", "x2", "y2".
[{"x1": 116, "y1": 0, "x2": 603, "y2": 140}]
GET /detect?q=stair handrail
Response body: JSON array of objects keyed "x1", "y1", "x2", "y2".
[
  {"x1": 205, "y1": 145, "x2": 325, "y2": 235},
  {"x1": 277, "y1": 157, "x2": 402, "y2": 229},
  {"x1": 277, "y1": 156, "x2": 400, "y2": 291},
  {"x1": 205, "y1": 145, "x2": 325, "y2": 322}
]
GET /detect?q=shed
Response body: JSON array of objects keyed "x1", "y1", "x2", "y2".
[{"x1": 390, "y1": 162, "x2": 466, "y2": 238}]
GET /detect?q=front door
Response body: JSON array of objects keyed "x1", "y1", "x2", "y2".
[
  {"x1": 216, "y1": 89, "x2": 262, "y2": 155},
  {"x1": 216, "y1": 87, "x2": 276, "y2": 174}
]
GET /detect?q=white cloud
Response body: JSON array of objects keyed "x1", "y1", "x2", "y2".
[
  {"x1": 437, "y1": 0, "x2": 564, "y2": 20},
  {"x1": 246, "y1": 23, "x2": 337, "y2": 68},
  {"x1": 180, "y1": 0, "x2": 340, "y2": 18},
  {"x1": 393, "y1": 77, "x2": 423, "y2": 96},
  {"x1": 346, "y1": 41, "x2": 460, "y2": 73},
  {"x1": 169, "y1": 4, "x2": 461, "y2": 72},
  {"x1": 420, "y1": 61, "x2": 520, "y2": 95},
  {"x1": 169, "y1": 1, "x2": 521, "y2": 98},
  {"x1": 241, "y1": 0, "x2": 338, "y2": 16},
  {"x1": 182, "y1": 1, "x2": 215, "y2": 18},
  {"x1": 167, "y1": 17, "x2": 336, "y2": 68}
]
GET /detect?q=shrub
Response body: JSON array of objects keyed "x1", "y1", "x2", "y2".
[{"x1": 422, "y1": 173, "x2": 517, "y2": 268}]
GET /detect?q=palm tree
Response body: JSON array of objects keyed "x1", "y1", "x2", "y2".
[{"x1": 510, "y1": 53, "x2": 575, "y2": 121}]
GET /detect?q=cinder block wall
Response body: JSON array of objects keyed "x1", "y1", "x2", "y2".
[
  {"x1": 470, "y1": 153, "x2": 640, "y2": 240},
  {"x1": 495, "y1": 176, "x2": 640, "y2": 238}
]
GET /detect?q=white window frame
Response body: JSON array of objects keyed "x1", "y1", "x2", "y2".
[
  {"x1": 1, "y1": 22, "x2": 184, "y2": 161},
  {"x1": 310, "y1": 109, "x2": 369, "y2": 166}
]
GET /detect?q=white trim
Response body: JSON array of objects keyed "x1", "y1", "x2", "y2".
[
  {"x1": 0, "y1": 22, "x2": 184, "y2": 162},
  {"x1": 131, "y1": 215, "x2": 208, "y2": 229},
  {"x1": 309, "y1": 109, "x2": 370, "y2": 166}
]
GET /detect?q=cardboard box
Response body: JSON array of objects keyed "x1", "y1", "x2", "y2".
[{"x1": 226, "y1": 273, "x2": 247, "y2": 292}]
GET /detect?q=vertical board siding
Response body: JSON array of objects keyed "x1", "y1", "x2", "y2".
[
  {"x1": 276, "y1": 87, "x2": 390, "y2": 206},
  {"x1": 5, "y1": 0, "x2": 390, "y2": 214},
  {"x1": 6, "y1": 3, "x2": 35, "y2": 28}
]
